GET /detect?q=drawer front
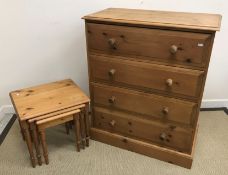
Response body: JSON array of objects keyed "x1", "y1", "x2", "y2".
[
  {"x1": 86, "y1": 23, "x2": 212, "y2": 68},
  {"x1": 93, "y1": 107, "x2": 193, "y2": 153},
  {"x1": 90, "y1": 55, "x2": 204, "y2": 98},
  {"x1": 92, "y1": 83, "x2": 197, "y2": 125}
]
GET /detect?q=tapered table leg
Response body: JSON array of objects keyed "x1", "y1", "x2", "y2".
[
  {"x1": 30, "y1": 122, "x2": 42, "y2": 166},
  {"x1": 74, "y1": 114, "x2": 81, "y2": 152},
  {"x1": 65, "y1": 123, "x2": 70, "y2": 135},
  {"x1": 39, "y1": 130, "x2": 49, "y2": 165},
  {"x1": 79, "y1": 111, "x2": 86, "y2": 149},
  {"x1": 84, "y1": 103, "x2": 90, "y2": 146},
  {"x1": 18, "y1": 119, "x2": 25, "y2": 141},
  {"x1": 21, "y1": 120, "x2": 36, "y2": 167}
]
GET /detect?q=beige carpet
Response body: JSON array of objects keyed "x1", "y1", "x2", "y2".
[{"x1": 0, "y1": 111, "x2": 228, "y2": 175}]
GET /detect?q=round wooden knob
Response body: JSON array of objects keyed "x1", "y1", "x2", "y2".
[
  {"x1": 108, "y1": 69, "x2": 116, "y2": 76},
  {"x1": 166, "y1": 78, "x2": 173, "y2": 87},
  {"x1": 108, "y1": 38, "x2": 117, "y2": 49},
  {"x1": 109, "y1": 120, "x2": 116, "y2": 127},
  {"x1": 162, "y1": 107, "x2": 169, "y2": 115},
  {"x1": 160, "y1": 132, "x2": 167, "y2": 141},
  {"x1": 108, "y1": 96, "x2": 116, "y2": 104},
  {"x1": 170, "y1": 45, "x2": 178, "y2": 54}
]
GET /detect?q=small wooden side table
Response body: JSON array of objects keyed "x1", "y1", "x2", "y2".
[
  {"x1": 9, "y1": 79, "x2": 90, "y2": 167},
  {"x1": 36, "y1": 109, "x2": 81, "y2": 165}
]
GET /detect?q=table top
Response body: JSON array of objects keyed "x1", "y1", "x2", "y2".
[
  {"x1": 10, "y1": 79, "x2": 90, "y2": 121},
  {"x1": 83, "y1": 8, "x2": 222, "y2": 31}
]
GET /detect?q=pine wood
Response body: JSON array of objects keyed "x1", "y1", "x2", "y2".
[
  {"x1": 90, "y1": 54, "x2": 205, "y2": 99},
  {"x1": 20, "y1": 120, "x2": 36, "y2": 167},
  {"x1": 18, "y1": 119, "x2": 25, "y2": 141},
  {"x1": 10, "y1": 79, "x2": 90, "y2": 121},
  {"x1": 74, "y1": 113, "x2": 81, "y2": 152},
  {"x1": 91, "y1": 127, "x2": 194, "y2": 169},
  {"x1": 30, "y1": 122, "x2": 42, "y2": 165},
  {"x1": 83, "y1": 8, "x2": 221, "y2": 31},
  {"x1": 79, "y1": 111, "x2": 86, "y2": 149},
  {"x1": 36, "y1": 110, "x2": 81, "y2": 163},
  {"x1": 27, "y1": 104, "x2": 86, "y2": 166},
  {"x1": 84, "y1": 104, "x2": 90, "y2": 146},
  {"x1": 10, "y1": 79, "x2": 90, "y2": 167},
  {"x1": 11, "y1": 79, "x2": 74, "y2": 99},
  {"x1": 92, "y1": 83, "x2": 197, "y2": 126},
  {"x1": 36, "y1": 109, "x2": 80, "y2": 126},
  {"x1": 87, "y1": 23, "x2": 212, "y2": 68},
  {"x1": 93, "y1": 107, "x2": 193, "y2": 153},
  {"x1": 28, "y1": 104, "x2": 85, "y2": 123},
  {"x1": 65, "y1": 123, "x2": 70, "y2": 135},
  {"x1": 84, "y1": 8, "x2": 221, "y2": 168},
  {"x1": 37, "y1": 115, "x2": 73, "y2": 130},
  {"x1": 40, "y1": 131, "x2": 49, "y2": 165}
]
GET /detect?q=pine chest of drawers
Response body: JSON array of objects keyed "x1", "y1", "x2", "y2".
[{"x1": 83, "y1": 8, "x2": 221, "y2": 168}]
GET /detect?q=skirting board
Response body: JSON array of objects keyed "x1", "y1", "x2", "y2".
[
  {"x1": 0, "y1": 114, "x2": 16, "y2": 145},
  {"x1": 201, "y1": 99, "x2": 228, "y2": 108},
  {"x1": 0, "y1": 105, "x2": 15, "y2": 121},
  {"x1": 0, "y1": 105, "x2": 16, "y2": 145},
  {"x1": 200, "y1": 99, "x2": 228, "y2": 115}
]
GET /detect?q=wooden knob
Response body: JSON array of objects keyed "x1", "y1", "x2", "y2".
[
  {"x1": 108, "y1": 69, "x2": 116, "y2": 76},
  {"x1": 166, "y1": 78, "x2": 173, "y2": 87},
  {"x1": 170, "y1": 45, "x2": 178, "y2": 54},
  {"x1": 160, "y1": 132, "x2": 167, "y2": 141},
  {"x1": 162, "y1": 107, "x2": 169, "y2": 115},
  {"x1": 108, "y1": 38, "x2": 117, "y2": 49},
  {"x1": 109, "y1": 120, "x2": 116, "y2": 127},
  {"x1": 108, "y1": 96, "x2": 116, "y2": 104}
]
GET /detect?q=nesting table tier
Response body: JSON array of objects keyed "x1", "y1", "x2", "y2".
[{"x1": 36, "y1": 109, "x2": 82, "y2": 165}]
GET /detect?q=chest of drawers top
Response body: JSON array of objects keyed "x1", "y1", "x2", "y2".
[{"x1": 83, "y1": 8, "x2": 221, "y2": 32}]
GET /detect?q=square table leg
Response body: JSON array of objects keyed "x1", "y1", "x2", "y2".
[{"x1": 20, "y1": 120, "x2": 36, "y2": 167}]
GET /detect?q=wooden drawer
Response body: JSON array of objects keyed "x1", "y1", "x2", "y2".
[
  {"x1": 90, "y1": 55, "x2": 204, "y2": 98},
  {"x1": 92, "y1": 83, "x2": 197, "y2": 125},
  {"x1": 93, "y1": 107, "x2": 193, "y2": 153},
  {"x1": 87, "y1": 23, "x2": 212, "y2": 68}
]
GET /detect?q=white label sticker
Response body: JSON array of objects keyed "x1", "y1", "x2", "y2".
[{"x1": 198, "y1": 43, "x2": 204, "y2": 47}]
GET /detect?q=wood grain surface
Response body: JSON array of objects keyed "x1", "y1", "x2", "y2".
[
  {"x1": 10, "y1": 79, "x2": 89, "y2": 121},
  {"x1": 83, "y1": 8, "x2": 221, "y2": 31},
  {"x1": 87, "y1": 23, "x2": 212, "y2": 68}
]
